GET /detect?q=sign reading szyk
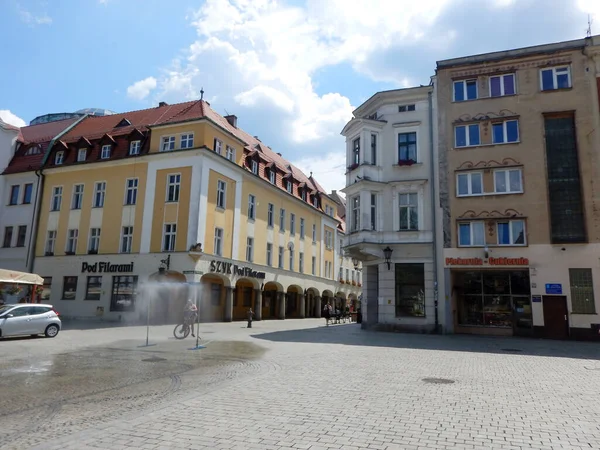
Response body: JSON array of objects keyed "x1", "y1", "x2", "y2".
[{"x1": 209, "y1": 260, "x2": 266, "y2": 279}]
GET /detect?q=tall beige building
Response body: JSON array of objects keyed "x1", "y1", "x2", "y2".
[{"x1": 435, "y1": 35, "x2": 600, "y2": 339}]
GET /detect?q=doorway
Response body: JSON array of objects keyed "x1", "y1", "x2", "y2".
[{"x1": 542, "y1": 296, "x2": 569, "y2": 339}]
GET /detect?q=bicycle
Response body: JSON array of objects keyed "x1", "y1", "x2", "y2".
[{"x1": 173, "y1": 314, "x2": 197, "y2": 340}]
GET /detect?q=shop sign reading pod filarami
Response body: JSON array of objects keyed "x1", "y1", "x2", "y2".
[
  {"x1": 81, "y1": 262, "x2": 135, "y2": 273},
  {"x1": 445, "y1": 257, "x2": 529, "y2": 266}
]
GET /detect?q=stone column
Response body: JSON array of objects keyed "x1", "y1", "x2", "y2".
[
  {"x1": 278, "y1": 292, "x2": 286, "y2": 320},
  {"x1": 299, "y1": 294, "x2": 306, "y2": 319},
  {"x1": 315, "y1": 296, "x2": 322, "y2": 318},
  {"x1": 224, "y1": 287, "x2": 233, "y2": 322},
  {"x1": 254, "y1": 289, "x2": 262, "y2": 321}
]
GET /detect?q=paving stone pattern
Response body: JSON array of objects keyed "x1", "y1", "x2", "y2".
[{"x1": 2, "y1": 319, "x2": 600, "y2": 450}]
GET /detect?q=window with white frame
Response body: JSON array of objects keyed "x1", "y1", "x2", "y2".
[
  {"x1": 455, "y1": 124, "x2": 481, "y2": 147},
  {"x1": 311, "y1": 256, "x2": 316, "y2": 275},
  {"x1": 266, "y1": 243, "x2": 273, "y2": 266},
  {"x1": 313, "y1": 195, "x2": 318, "y2": 208},
  {"x1": 370, "y1": 193, "x2": 377, "y2": 231},
  {"x1": 399, "y1": 193, "x2": 418, "y2": 231},
  {"x1": 66, "y1": 229, "x2": 78, "y2": 253},
  {"x1": 286, "y1": 180, "x2": 292, "y2": 193},
  {"x1": 490, "y1": 73, "x2": 516, "y2": 97},
  {"x1": 166, "y1": 174, "x2": 181, "y2": 202},
  {"x1": 458, "y1": 221, "x2": 485, "y2": 246},
  {"x1": 398, "y1": 132, "x2": 417, "y2": 162},
  {"x1": 55, "y1": 151, "x2": 64, "y2": 165},
  {"x1": 301, "y1": 189, "x2": 306, "y2": 201},
  {"x1": 51, "y1": 186, "x2": 62, "y2": 211},
  {"x1": 214, "y1": 138, "x2": 223, "y2": 155},
  {"x1": 163, "y1": 223, "x2": 177, "y2": 251},
  {"x1": 93, "y1": 182, "x2": 106, "y2": 207},
  {"x1": 312, "y1": 224, "x2": 316, "y2": 243},
  {"x1": 180, "y1": 133, "x2": 194, "y2": 149},
  {"x1": 251, "y1": 160, "x2": 258, "y2": 175},
  {"x1": 226, "y1": 145, "x2": 235, "y2": 161},
  {"x1": 71, "y1": 184, "x2": 84, "y2": 210},
  {"x1": 300, "y1": 218, "x2": 305, "y2": 239},
  {"x1": 125, "y1": 178, "x2": 138, "y2": 205},
  {"x1": 216, "y1": 180, "x2": 226, "y2": 208},
  {"x1": 45, "y1": 230, "x2": 56, "y2": 255},
  {"x1": 77, "y1": 148, "x2": 87, "y2": 162},
  {"x1": 267, "y1": 203, "x2": 274, "y2": 227},
  {"x1": 279, "y1": 208, "x2": 285, "y2": 231},
  {"x1": 248, "y1": 194, "x2": 256, "y2": 220},
  {"x1": 325, "y1": 229, "x2": 333, "y2": 249},
  {"x1": 129, "y1": 140, "x2": 141, "y2": 155},
  {"x1": 370, "y1": 133, "x2": 377, "y2": 165},
  {"x1": 101, "y1": 145, "x2": 111, "y2": 159},
  {"x1": 453, "y1": 79, "x2": 477, "y2": 101},
  {"x1": 494, "y1": 169, "x2": 523, "y2": 194},
  {"x1": 246, "y1": 237, "x2": 254, "y2": 262},
  {"x1": 352, "y1": 138, "x2": 360, "y2": 166},
  {"x1": 9, "y1": 185, "x2": 19, "y2": 205},
  {"x1": 289, "y1": 248, "x2": 294, "y2": 271},
  {"x1": 351, "y1": 196, "x2": 360, "y2": 232},
  {"x1": 214, "y1": 228, "x2": 223, "y2": 256},
  {"x1": 492, "y1": 120, "x2": 519, "y2": 144},
  {"x1": 540, "y1": 66, "x2": 571, "y2": 91},
  {"x1": 269, "y1": 169, "x2": 276, "y2": 184},
  {"x1": 497, "y1": 220, "x2": 526, "y2": 246},
  {"x1": 278, "y1": 246, "x2": 284, "y2": 269},
  {"x1": 88, "y1": 228, "x2": 101, "y2": 253},
  {"x1": 299, "y1": 252, "x2": 304, "y2": 273},
  {"x1": 161, "y1": 136, "x2": 175, "y2": 152},
  {"x1": 290, "y1": 213, "x2": 296, "y2": 235},
  {"x1": 121, "y1": 226, "x2": 133, "y2": 253},
  {"x1": 457, "y1": 172, "x2": 483, "y2": 196}
]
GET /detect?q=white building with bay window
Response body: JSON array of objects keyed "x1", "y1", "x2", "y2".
[{"x1": 341, "y1": 85, "x2": 445, "y2": 333}]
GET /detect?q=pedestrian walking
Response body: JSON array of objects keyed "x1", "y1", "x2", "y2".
[{"x1": 247, "y1": 308, "x2": 254, "y2": 328}]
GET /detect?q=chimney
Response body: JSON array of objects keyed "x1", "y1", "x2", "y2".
[
  {"x1": 277, "y1": 152, "x2": 282, "y2": 156},
  {"x1": 254, "y1": 135, "x2": 261, "y2": 141},
  {"x1": 225, "y1": 114, "x2": 237, "y2": 128},
  {"x1": 332, "y1": 190, "x2": 336, "y2": 196},
  {"x1": 159, "y1": 101, "x2": 168, "y2": 107}
]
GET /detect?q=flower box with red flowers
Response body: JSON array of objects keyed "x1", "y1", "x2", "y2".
[
  {"x1": 346, "y1": 163, "x2": 359, "y2": 172},
  {"x1": 397, "y1": 159, "x2": 416, "y2": 166}
]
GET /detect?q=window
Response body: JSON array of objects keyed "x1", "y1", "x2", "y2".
[
  {"x1": 85, "y1": 276, "x2": 102, "y2": 300},
  {"x1": 540, "y1": 66, "x2": 571, "y2": 91},
  {"x1": 339, "y1": 267, "x2": 343, "y2": 280},
  {"x1": 455, "y1": 124, "x2": 480, "y2": 147},
  {"x1": 217, "y1": 180, "x2": 226, "y2": 208},
  {"x1": 352, "y1": 138, "x2": 360, "y2": 165},
  {"x1": 492, "y1": 120, "x2": 519, "y2": 144},
  {"x1": 290, "y1": 213, "x2": 296, "y2": 235},
  {"x1": 300, "y1": 218, "x2": 305, "y2": 239},
  {"x1": 278, "y1": 246, "x2": 284, "y2": 269},
  {"x1": 129, "y1": 140, "x2": 141, "y2": 155},
  {"x1": 248, "y1": 194, "x2": 256, "y2": 220},
  {"x1": 279, "y1": 208, "x2": 285, "y2": 231},
  {"x1": 101, "y1": 145, "x2": 111, "y2": 159},
  {"x1": 370, "y1": 193, "x2": 377, "y2": 231},
  {"x1": 286, "y1": 180, "x2": 292, "y2": 193},
  {"x1": 299, "y1": 252, "x2": 304, "y2": 273},
  {"x1": 210, "y1": 283, "x2": 221, "y2": 306},
  {"x1": 88, "y1": 228, "x2": 101, "y2": 253},
  {"x1": 41, "y1": 277, "x2": 52, "y2": 301},
  {"x1": 121, "y1": 226, "x2": 133, "y2": 253},
  {"x1": 346, "y1": 269, "x2": 349, "y2": 281},
  {"x1": 269, "y1": 169, "x2": 276, "y2": 184},
  {"x1": 25, "y1": 145, "x2": 41, "y2": 155},
  {"x1": 313, "y1": 196, "x2": 318, "y2": 208},
  {"x1": 266, "y1": 243, "x2": 273, "y2": 266},
  {"x1": 180, "y1": 133, "x2": 194, "y2": 149},
  {"x1": 226, "y1": 145, "x2": 235, "y2": 161},
  {"x1": 110, "y1": 276, "x2": 138, "y2": 312},
  {"x1": 77, "y1": 148, "x2": 87, "y2": 161},
  {"x1": 339, "y1": 239, "x2": 343, "y2": 256},
  {"x1": 22, "y1": 183, "x2": 33, "y2": 204},
  {"x1": 251, "y1": 160, "x2": 258, "y2": 175},
  {"x1": 214, "y1": 228, "x2": 223, "y2": 256},
  {"x1": 311, "y1": 256, "x2": 316, "y2": 275},
  {"x1": 62, "y1": 276, "x2": 78, "y2": 300},
  {"x1": 163, "y1": 223, "x2": 177, "y2": 251},
  {"x1": 312, "y1": 224, "x2": 316, "y2": 243},
  {"x1": 66, "y1": 229, "x2": 78, "y2": 254},
  {"x1": 494, "y1": 169, "x2": 522, "y2": 193},
  {"x1": 398, "y1": 132, "x2": 417, "y2": 162},
  {"x1": 51, "y1": 186, "x2": 63, "y2": 211},
  {"x1": 497, "y1": 220, "x2": 526, "y2": 246},
  {"x1": 45, "y1": 230, "x2": 56, "y2": 255},
  {"x1": 395, "y1": 263, "x2": 425, "y2": 317},
  {"x1": 9, "y1": 185, "x2": 19, "y2": 205},
  {"x1": 351, "y1": 196, "x2": 360, "y2": 232},
  {"x1": 458, "y1": 222, "x2": 485, "y2": 246},
  {"x1": 490, "y1": 73, "x2": 516, "y2": 97},
  {"x1": 15, "y1": 225, "x2": 26, "y2": 247},
  {"x1": 398, "y1": 104, "x2": 416, "y2": 112},
  {"x1": 161, "y1": 136, "x2": 175, "y2": 152},
  {"x1": 301, "y1": 189, "x2": 307, "y2": 201},
  {"x1": 289, "y1": 248, "x2": 294, "y2": 271},
  {"x1": 399, "y1": 193, "x2": 418, "y2": 231},
  {"x1": 570, "y1": 269, "x2": 596, "y2": 314},
  {"x1": 351, "y1": 271, "x2": 355, "y2": 283},
  {"x1": 93, "y1": 182, "x2": 106, "y2": 207},
  {"x1": 55, "y1": 151, "x2": 64, "y2": 165},
  {"x1": 166, "y1": 174, "x2": 181, "y2": 202},
  {"x1": 246, "y1": 237, "x2": 254, "y2": 262},
  {"x1": 370, "y1": 133, "x2": 377, "y2": 165},
  {"x1": 457, "y1": 172, "x2": 483, "y2": 196},
  {"x1": 71, "y1": 184, "x2": 84, "y2": 210},
  {"x1": 453, "y1": 79, "x2": 477, "y2": 101},
  {"x1": 325, "y1": 229, "x2": 333, "y2": 249},
  {"x1": 267, "y1": 203, "x2": 274, "y2": 227},
  {"x1": 3, "y1": 226, "x2": 13, "y2": 247},
  {"x1": 214, "y1": 138, "x2": 223, "y2": 155},
  {"x1": 125, "y1": 178, "x2": 138, "y2": 205}
]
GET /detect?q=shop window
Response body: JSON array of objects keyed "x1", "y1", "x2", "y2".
[
  {"x1": 210, "y1": 283, "x2": 221, "y2": 306},
  {"x1": 62, "y1": 276, "x2": 78, "y2": 300},
  {"x1": 110, "y1": 275, "x2": 138, "y2": 312},
  {"x1": 242, "y1": 287, "x2": 253, "y2": 307},
  {"x1": 85, "y1": 276, "x2": 102, "y2": 300},
  {"x1": 569, "y1": 268, "x2": 596, "y2": 314},
  {"x1": 394, "y1": 263, "x2": 425, "y2": 317},
  {"x1": 41, "y1": 277, "x2": 52, "y2": 301}
]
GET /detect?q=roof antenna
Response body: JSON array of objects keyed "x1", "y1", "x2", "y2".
[
  {"x1": 310, "y1": 171, "x2": 313, "y2": 177},
  {"x1": 200, "y1": 87, "x2": 204, "y2": 101},
  {"x1": 224, "y1": 108, "x2": 230, "y2": 116},
  {"x1": 587, "y1": 14, "x2": 593, "y2": 38}
]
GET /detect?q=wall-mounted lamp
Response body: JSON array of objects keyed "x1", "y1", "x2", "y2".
[
  {"x1": 383, "y1": 246, "x2": 393, "y2": 270},
  {"x1": 159, "y1": 254, "x2": 171, "y2": 274},
  {"x1": 484, "y1": 246, "x2": 489, "y2": 259}
]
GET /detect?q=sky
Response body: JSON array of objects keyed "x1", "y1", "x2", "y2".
[{"x1": 1, "y1": 0, "x2": 599, "y2": 193}]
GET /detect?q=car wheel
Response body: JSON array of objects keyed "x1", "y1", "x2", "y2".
[{"x1": 45, "y1": 324, "x2": 60, "y2": 338}]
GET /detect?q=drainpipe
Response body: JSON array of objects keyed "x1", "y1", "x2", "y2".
[{"x1": 428, "y1": 87, "x2": 440, "y2": 334}]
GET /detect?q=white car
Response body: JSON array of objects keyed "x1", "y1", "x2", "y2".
[{"x1": 0, "y1": 303, "x2": 62, "y2": 338}]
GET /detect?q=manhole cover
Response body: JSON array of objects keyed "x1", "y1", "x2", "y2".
[
  {"x1": 422, "y1": 378, "x2": 455, "y2": 384},
  {"x1": 501, "y1": 348, "x2": 523, "y2": 353},
  {"x1": 142, "y1": 356, "x2": 167, "y2": 362}
]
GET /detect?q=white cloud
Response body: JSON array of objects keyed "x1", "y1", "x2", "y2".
[
  {"x1": 578, "y1": 0, "x2": 600, "y2": 21},
  {"x1": 18, "y1": 6, "x2": 52, "y2": 26},
  {"x1": 0, "y1": 110, "x2": 26, "y2": 128},
  {"x1": 126, "y1": 77, "x2": 158, "y2": 100}
]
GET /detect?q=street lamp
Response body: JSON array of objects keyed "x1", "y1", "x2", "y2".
[
  {"x1": 383, "y1": 246, "x2": 393, "y2": 270},
  {"x1": 158, "y1": 254, "x2": 171, "y2": 274}
]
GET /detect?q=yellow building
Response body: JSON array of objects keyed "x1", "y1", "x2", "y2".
[{"x1": 27, "y1": 100, "x2": 361, "y2": 322}]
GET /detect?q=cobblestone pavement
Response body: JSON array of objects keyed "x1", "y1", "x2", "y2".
[{"x1": 2, "y1": 319, "x2": 600, "y2": 450}]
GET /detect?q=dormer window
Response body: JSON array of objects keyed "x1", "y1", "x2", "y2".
[
  {"x1": 313, "y1": 196, "x2": 318, "y2": 208},
  {"x1": 77, "y1": 148, "x2": 87, "y2": 162},
  {"x1": 251, "y1": 160, "x2": 258, "y2": 175},
  {"x1": 286, "y1": 180, "x2": 292, "y2": 193},
  {"x1": 55, "y1": 151, "x2": 64, "y2": 165},
  {"x1": 161, "y1": 136, "x2": 175, "y2": 152},
  {"x1": 130, "y1": 140, "x2": 141, "y2": 155},
  {"x1": 269, "y1": 169, "x2": 276, "y2": 184},
  {"x1": 24, "y1": 145, "x2": 41, "y2": 155},
  {"x1": 101, "y1": 145, "x2": 111, "y2": 159},
  {"x1": 115, "y1": 118, "x2": 132, "y2": 128},
  {"x1": 301, "y1": 189, "x2": 306, "y2": 201}
]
